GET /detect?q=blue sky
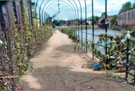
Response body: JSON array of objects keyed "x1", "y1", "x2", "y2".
[
  {"x1": 33, "y1": 0, "x2": 135, "y2": 20},
  {"x1": 93, "y1": 0, "x2": 134, "y2": 16}
]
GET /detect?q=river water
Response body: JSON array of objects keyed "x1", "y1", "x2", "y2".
[
  {"x1": 77, "y1": 29, "x2": 121, "y2": 54},
  {"x1": 77, "y1": 29, "x2": 120, "y2": 43}
]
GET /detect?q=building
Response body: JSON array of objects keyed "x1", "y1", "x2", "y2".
[{"x1": 118, "y1": 8, "x2": 135, "y2": 26}]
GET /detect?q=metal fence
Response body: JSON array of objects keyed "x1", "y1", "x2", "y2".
[
  {"x1": 34, "y1": 0, "x2": 135, "y2": 84},
  {"x1": 75, "y1": 0, "x2": 135, "y2": 84},
  {"x1": 0, "y1": 1, "x2": 134, "y2": 90}
]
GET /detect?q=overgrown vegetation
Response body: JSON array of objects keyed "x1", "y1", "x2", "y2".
[
  {"x1": 0, "y1": 1, "x2": 52, "y2": 90},
  {"x1": 111, "y1": 15, "x2": 118, "y2": 30},
  {"x1": 60, "y1": 27, "x2": 77, "y2": 41},
  {"x1": 60, "y1": 23, "x2": 135, "y2": 83},
  {"x1": 94, "y1": 30, "x2": 135, "y2": 70},
  {"x1": 60, "y1": 26, "x2": 135, "y2": 73}
]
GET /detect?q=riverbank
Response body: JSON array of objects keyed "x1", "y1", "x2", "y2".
[
  {"x1": 56, "y1": 25, "x2": 100, "y2": 30},
  {"x1": 111, "y1": 25, "x2": 135, "y2": 32},
  {"x1": 56, "y1": 25, "x2": 121, "y2": 31}
]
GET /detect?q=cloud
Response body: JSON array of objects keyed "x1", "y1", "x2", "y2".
[
  {"x1": 35, "y1": 0, "x2": 132, "y2": 20},
  {"x1": 73, "y1": 0, "x2": 131, "y2": 17},
  {"x1": 92, "y1": 0, "x2": 130, "y2": 16}
]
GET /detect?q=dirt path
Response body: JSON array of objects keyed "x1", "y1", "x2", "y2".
[{"x1": 20, "y1": 30, "x2": 135, "y2": 91}]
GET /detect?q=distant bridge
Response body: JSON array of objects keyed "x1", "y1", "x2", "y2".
[{"x1": 98, "y1": 16, "x2": 113, "y2": 28}]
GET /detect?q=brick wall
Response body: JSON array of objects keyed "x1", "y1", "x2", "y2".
[{"x1": 118, "y1": 8, "x2": 135, "y2": 26}]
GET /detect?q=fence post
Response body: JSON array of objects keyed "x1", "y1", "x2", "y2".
[
  {"x1": 78, "y1": 19, "x2": 80, "y2": 42},
  {"x1": 134, "y1": 68, "x2": 135, "y2": 84},
  {"x1": 92, "y1": 0, "x2": 95, "y2": 59},
  {"x1": 105, "y1": 0, "x2": 108, "y2": 65},
  {"x1": 78, "y1": 0, "x2": 83, "y2": 49},
  {"x1": 125, "y1": 38, "x2": 129, "y2": 80},
  {"x1": 84, "y1": 0, "x2": 88, "y2": 53},
  {"x1": 30, "y1": 0, "x2": 33, "y2": 26}
]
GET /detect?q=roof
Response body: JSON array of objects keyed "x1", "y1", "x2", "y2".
[{"x1": 119, "y1": 7, "x2": 135, "y2": 14}]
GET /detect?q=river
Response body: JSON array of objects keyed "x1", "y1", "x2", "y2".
[
  {"x1": 77, "y1": 29, "x2": 120, "y2": 43},
  {"x1": 77, "y1": 29, "x2": 121, "y2": 54}
]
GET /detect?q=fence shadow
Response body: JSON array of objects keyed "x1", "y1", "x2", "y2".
[{"x1": 19, "y1": 65, "x2": 133, "y2": 91}]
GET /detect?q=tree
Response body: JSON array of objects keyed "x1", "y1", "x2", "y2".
[
  {"x1": 101, "y1": 12, "x2": 105, "y2": 17},
  {"x1": 111, "y1": 15, "x2": 117, "y2": 26},
  {"x1": 120, "y1": 2, "x2": 131, "y2": 12},
  {"x1": 94, "y1": 16, "x2": 99, "y2": 25},
  {"x1": 53, "y1": 20, "x2": 60, "y2": 26},
  {"x1": 133, "y1": 3, "x2": 135, "y2": 8}
]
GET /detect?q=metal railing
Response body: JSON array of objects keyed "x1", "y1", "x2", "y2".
[{"x1": 31, "y1": 0, "x2": 135, "y2": 84}]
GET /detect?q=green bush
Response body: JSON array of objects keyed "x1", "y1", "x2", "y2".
[{"x1": 61, "y1": 27, "x2": 77, "y2": 41}]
